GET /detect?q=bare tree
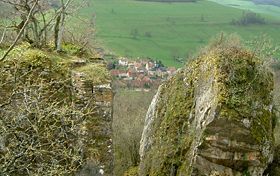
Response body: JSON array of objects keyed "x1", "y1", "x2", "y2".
[
  {"x1": 0, "y1": 0, "x2": 74, "y2": 50},
  {"x1": 63, "y1": 14, "x2": 95, "y2": 53},
  {"x1": 54, "y1": 0, "x2": 72, "y2": 51},
  {"x1": 0, "y1": 0, "x2": 94, "y2": 56},
  {"x1": 0, "y1": 0, "x2": 45, "y2": 46},
  {"x1": 0, "y1": 0, "x2": 38, "y2": 62}
]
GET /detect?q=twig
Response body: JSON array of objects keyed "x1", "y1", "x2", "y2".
[
  {"x1": 0, "y1": 0, "x2": 38, "y2": 62},
  {"x1": 0, "y1": 27, "x2": 7, "y2": 45}
]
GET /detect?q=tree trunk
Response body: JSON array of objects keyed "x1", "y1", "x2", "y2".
[
  {"x1": 56, "y1": 12, "x2": 65, "y2": 52},
  {"x1": 56, "y1": 0, "x2": 66, "y2": 52},
  {"x1": 54, "y1": 14, "x2": 61, "y2": 50}
]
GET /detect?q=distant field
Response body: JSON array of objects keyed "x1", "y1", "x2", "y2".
[
  {"x1": 208, "y1": 0, "x2": 280, "y2": 18},
  {"x1": 80, "y1": 0, "x2": 280, "y2": 67}
]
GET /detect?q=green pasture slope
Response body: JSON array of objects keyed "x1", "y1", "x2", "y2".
[
  {"x1": 82, "y1": 0, "x2": 280, "y2": 67},
  {"x1": 208, "y1": 0, "x2": 280, "y2": 18}
]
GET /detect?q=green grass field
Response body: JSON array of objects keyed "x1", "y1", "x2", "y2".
[
  {"x1": 208, "y1": 0, "x2": 280, "y2": 18},
  {"x1": 73, "y1": 0, "x2": 280, "y2": 66}
]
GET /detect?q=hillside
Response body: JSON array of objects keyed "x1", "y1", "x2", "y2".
[
  {"x1": 253, "y1": 0, "x2": 280, "y2": 7},
  {"x1": 208, "y1": 0, "x2": 280, "y2": 18},
  {"x1": 83, "y1": 0, "x2": 280, "y2": 67}
]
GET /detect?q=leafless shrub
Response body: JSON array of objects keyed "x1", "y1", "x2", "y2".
[
  {"x1": 113, "y1": 90, "x2": 155, "y2": 175},
  {"x1": 0, "y1": 49, "x2": 95, "y2": 175}
]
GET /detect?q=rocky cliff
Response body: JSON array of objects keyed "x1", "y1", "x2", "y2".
[
  {"x1": 0, "y1": 44, "x2": 114, "y2": 175},
  {"x1": 139, "y1": 42, "x2": 276, "y2": 176}
]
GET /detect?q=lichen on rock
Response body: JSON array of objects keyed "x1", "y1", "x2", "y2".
[{"x1": 139, "y1": 38, "x2": 276, "y2": 176}]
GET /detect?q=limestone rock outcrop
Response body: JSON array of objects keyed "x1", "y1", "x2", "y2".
[{"x1": 139, "y1": 44, "x2": 276, "y2": 176}]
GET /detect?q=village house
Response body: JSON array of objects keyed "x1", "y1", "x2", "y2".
[
  {"x1": 145, "y1": 62, "x2": 155, "y2": 71},
  {"x1": 110, "y1": 69, "x2": 119, "y2": 77},
  {"x1": 118, "y1": 70, "x2": 129, "y2": 78},
  {"x1": 109, "y1": 58, "x2": 177, "y2": 90},
  {"x1": 167, "y1": 67, "x2": 177, "y2": 75},
  {"x1": 118, "y1": 58, "x2": 128, "y2": 66}
]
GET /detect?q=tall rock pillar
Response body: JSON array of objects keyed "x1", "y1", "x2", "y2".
[{"x1": 139, "y1": 44, "x2": 276, "y2": 176}]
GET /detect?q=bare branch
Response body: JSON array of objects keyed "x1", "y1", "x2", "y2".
[
  {"x1": 0, "y1": 0, "x2": 38, "y2": 62},
  {"x1": 0, "y1": 27, "x2": 7, "y2": 45}
]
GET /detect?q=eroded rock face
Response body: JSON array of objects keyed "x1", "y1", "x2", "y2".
[{"x1": 139, "y1": 46, "x2": 275, "y2": 176}]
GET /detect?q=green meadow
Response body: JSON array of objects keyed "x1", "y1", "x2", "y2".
[
  {"x1": 208, "y1": 0, "x2": 280, "y2": 18},
  {"x1": 79, "y1": 0, "x2": 280, "y2": 67}
]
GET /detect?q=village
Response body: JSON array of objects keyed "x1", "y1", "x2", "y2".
[{"x1": 108, "y1": 58, "x2": 177, "y2": 90}]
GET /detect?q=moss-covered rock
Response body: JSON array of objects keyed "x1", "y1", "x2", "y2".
[
  {"x1": 139, "y1": 40, "x2": 275, "y2": 176},
  {"x1": 0, "y1": 44, "x2": 113, "y2": 175},
  {"x1": 124, "y1": 166, "x2": 139, "y2": 176}
]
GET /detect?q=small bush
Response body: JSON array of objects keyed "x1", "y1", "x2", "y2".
[
  {"x1": 144, "y1": 32, "x2": 152, "y2": 38},
  {"x1": 63, "y1": 43, "x2": 89, "y2": 57},
  {"x1": 76, "y1": 64, "x2": 111, "y2": 85},
  {"x1": 231, "y1": 12, "x2": 265, "y2": 26}
]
